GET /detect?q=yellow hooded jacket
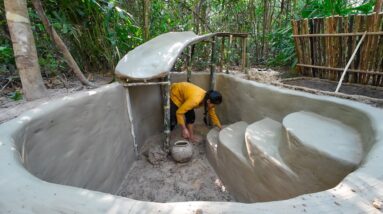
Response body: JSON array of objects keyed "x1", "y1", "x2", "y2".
[{"x1": 170, "y1": 82, "x2": 221, "y2": 128}]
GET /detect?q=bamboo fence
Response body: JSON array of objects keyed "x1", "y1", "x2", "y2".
[{"x1": 292, "y1": 12, "x2": 383, "y2": 86}]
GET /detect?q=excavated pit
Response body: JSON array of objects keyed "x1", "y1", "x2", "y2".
[{"x1": 0, "y1": 73, "x2": 382, "y2": 213}]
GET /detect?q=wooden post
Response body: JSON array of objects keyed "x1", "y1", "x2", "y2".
[
  {"x1": 226, "y1": 35, "x2": 233, "y2": 74},
  {"x1": 210, "y1": 36, "x2": 216, "y2": 90},
  {"x1": 291, "y1": 20, "x2": 303, "y2": 73},
  {"x1": 186, "y1": 46, "x2": 192, "y2": 82},
  {"x1": 220, "y1": 37, "x2": 225, "y2": 72},
  {"x1": 241, "y1": 37, "x2": 247, "y2": 73},
  {"x1": 162, "y1": 75, "x2": 171, "y2": 153}
]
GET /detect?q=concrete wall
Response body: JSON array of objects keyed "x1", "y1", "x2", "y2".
[
  {"x1": 15, "y1": 83, "x2": 136, "y2": 194},
  {"x1": 215, "y1": 74, "x2": 375, "y2": 155},
  {"x1": 1, "y1": 75, "x2": 383, "y2": 213},
  {"x1": 127, "y1": 85, "x2": 163, "y2": 150}
]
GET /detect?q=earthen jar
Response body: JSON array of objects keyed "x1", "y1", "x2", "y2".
[{"x1": 171, "y1": 140, "x2": 193, "y2": 162}]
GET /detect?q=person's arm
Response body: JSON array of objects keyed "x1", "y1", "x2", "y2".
[{"x1": 208, "y1": 106, "x2": 222, "y2": 129}]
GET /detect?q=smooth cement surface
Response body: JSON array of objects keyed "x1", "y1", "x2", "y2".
[{"x1": 0, "y1": 74, "x2": 383, "y2": 213}]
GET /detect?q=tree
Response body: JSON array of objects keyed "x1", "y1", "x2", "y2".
[
  {"x1": 143, "y1": 0, "x2": 150, "y2": 41},
  {"x1": 375, "y1": 0, "x2": 383, "y2": 12},
  {"x1": 31, "y1": 0, "x2": 96, "y2": 87},
  {"x1": 4, "y1": 0, "x2": 47, "y2": 100}
]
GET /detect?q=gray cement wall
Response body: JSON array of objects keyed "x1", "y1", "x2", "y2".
[
  {"x1": 0, "y1": 75, "x2": 383, "y2": 213},
  {"x1": 215, "y1": 74, "x2": 375, "y2": 155},
  {"x1": 127, "y1": 85, "x2": 163, "y2": 150},
  {"x1": 15, "y1": 83, "x2": 136, "y2": 194}
]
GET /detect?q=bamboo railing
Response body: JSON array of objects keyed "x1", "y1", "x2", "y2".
[{"x1": 292, "y1": 13, "x2": 383, "y2": 86}]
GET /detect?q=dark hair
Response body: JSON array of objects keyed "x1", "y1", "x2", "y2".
[
  {"x1": 205, "y1": 90, "x2": 222, "y2": 104},
  {"x1": 203, "y1": 90, "x2": 222, "y2": 125}
]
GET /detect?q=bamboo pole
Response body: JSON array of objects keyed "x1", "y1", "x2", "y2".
[
  {"x1": 352, "y1": 15, "x2": 362, "y2": 82},
  {"x1": 296, "y1": 64, "x2": 382, "y2": 74},
  {"x1": 342, "y1": 16, "x2": 349, "y2": 82},
  {"x1": 220, "y1": 37, "x2": 225, "y2": 72},
  {"x1": 162, "y1": 75, "x2": 171, "y2": 153},
  {"x1": 303, "y1": 19, "x2": 312, "y2": 76},
  {"x1": 123, "y1": 81, "x2": 170, "y2": 87},
  {"x1": 376, "y1": 14, "x2": 383, "y2": 85},
  {"x1": 324, "y1": 17, "x2": 331, "y2": 79},
  {"x1": 226, "y1": 35, "x2": 233, "y2": 74},
  {"x1": 335, "y1": 31, "x2": 367, "y2": 93},
  {"x1": 186, "y1": 47, "x2": 192, "y2": 82},
  {"x1": 292, "y1": 20, "x2": 303, "y2": 73},
  {"x1": 210, "y1": 36, "x2": 217, "y2": 90},
  {"x1": 292, "y1": 31, "x2": 383, "y2": 37},
  {"x1": 357, "y1": 15, "x2": 367, "y2": 83},
  {"x1": 241, "y1": 37, "x2": 247, "y2": 73}
]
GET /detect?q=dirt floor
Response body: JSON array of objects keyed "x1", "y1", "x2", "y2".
[
  {"x1": 283, "y1": 78, "x2": 383, "y2": 100},
  {"x1": 115, "y1": 125, "x2": 235, "y2": 202}
]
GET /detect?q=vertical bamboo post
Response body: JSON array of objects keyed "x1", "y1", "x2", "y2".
[
  {"x1": 186, "y1": 46, "x2": 192, "y2": 82},
  {"x1": 366, "y1": 13, "x2": 380, "y2": 85},
  {"x1": 226, "y1": 35, "x2": 233, "y2": 74},
  {"x1": 311, "y1": 18, "x2": 318, "y2": 77},
  {"x1": 241, "y1": 37, "x2": 247, "y2": 73},
  {"x1": 342, "y1": 16, "x2": 349, "y2": 82},
  {"x1": 162, "y1": 75, "x2": 171, "y2": 153},
  {"x1": 375, "y1": 13, "x2": 383, "y2": 85},
  {"x1": 210, "y1": 36, "x2": 217, "y2": 90},
  {"x1": 292, "y1": 20, "x2": 303, "y2": 73},
  {"x1": 220, "y1": 37, "x2": 225, "y2": 73},
  {"x1": 318, "y1": 17, "x2": 325, "y2": 78},
  {"x1": 303, "y1": 19, "x2": 312, "y2": 76}
]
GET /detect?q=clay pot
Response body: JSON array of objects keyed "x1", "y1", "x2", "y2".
[{"x1": 171, "y1": 140, "x2": 193, "y2": 163}]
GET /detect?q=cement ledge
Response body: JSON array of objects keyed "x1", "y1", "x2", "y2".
[{"x1": 0, "y1": 76, "x2": 383, "y2": 213}]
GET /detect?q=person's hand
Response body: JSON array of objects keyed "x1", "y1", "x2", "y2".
[{"x1": 182, "y1": 127, "x2": 190, "y2": 139}]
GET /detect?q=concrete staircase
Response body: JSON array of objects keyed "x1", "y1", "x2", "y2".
[{"x1": 206, "y1": 111, "x2": 363, "y2": 202}]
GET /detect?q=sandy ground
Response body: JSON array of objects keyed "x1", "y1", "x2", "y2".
[
  {"x1": 115, "y1": 125, "x2": 235, "y2": 202},
  {"x1": 283, "y1": 78, "x2": 383, "y2": 100}
]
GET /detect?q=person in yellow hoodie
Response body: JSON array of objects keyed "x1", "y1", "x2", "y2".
[{"x1": 170, "y1": 82, "x2": 222, "y2": 143}]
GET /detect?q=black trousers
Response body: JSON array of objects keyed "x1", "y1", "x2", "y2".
[{"x1": 170, "y1": 100, "x2": 195, "y2": 130}]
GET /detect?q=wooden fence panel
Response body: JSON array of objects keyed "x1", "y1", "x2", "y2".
[{"x1": 292, "y1": 13, "x2": 383, "y2": 86}]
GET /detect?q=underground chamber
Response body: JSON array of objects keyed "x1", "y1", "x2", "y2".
[{"x1": 0, "y1": 73, "x2": 383, "y2": 213}]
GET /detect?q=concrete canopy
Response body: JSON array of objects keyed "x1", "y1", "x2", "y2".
[{"x1": 115, "y1": 31, "x2": 215, "y2": 80}]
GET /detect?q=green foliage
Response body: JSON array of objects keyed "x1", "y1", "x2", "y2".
[
  {"x1": 35, "y1": 0, "x2": 142, "y2": 73},
  {"x1": 1, "y1": 0, "x2": 379, "y2": 80},
  {"x1": 267, "y1": 25, "x2": 296, "y2": 67},
  {"x1": 9, "y1": 90, "x2": 23, "y2": 101},
  {"x1": 301, "y1": 0, "x2": 375, "y2": 18}
]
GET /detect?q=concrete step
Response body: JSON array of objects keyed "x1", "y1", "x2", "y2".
[
  {"x1": 245, "y1": 118, "x2": 296, "y2": 177},
  {"x1": 218, "y1": 121, "x2": 249, "y2": 163},
  {"x1": 215, "y1": 121, "x2": 261, "y2": 202},
  {"x1": 281, "y1": 111, "x2": 363, "y2": 187},
  {"x1": 206, "y1": 127, "x2": 220, "y2": 171}
]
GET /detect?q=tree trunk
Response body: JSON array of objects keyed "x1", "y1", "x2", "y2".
[
  {"x1": 143, "y1": 0, "x2": 150, "y2": 41},
  {"x1": 375, "y1": 0, "x2": 383, "y2": 12},
  {"x1": 31, "y1": 0, "x2": 96, "y2": 88},
  {"x1": 4, "y1": 0, "x2": 47, "y2": 100}
]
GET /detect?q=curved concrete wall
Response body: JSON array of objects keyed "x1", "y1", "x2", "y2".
[
  {"x1": 10, "y1": 83, "x2": 136, "y2": 194},
  {"x1": 216, "y1": 74, "x2": 375, "y2": 155},
  {"x1": 0, "y1": 76, "x2": 383, "y2": 213}
]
